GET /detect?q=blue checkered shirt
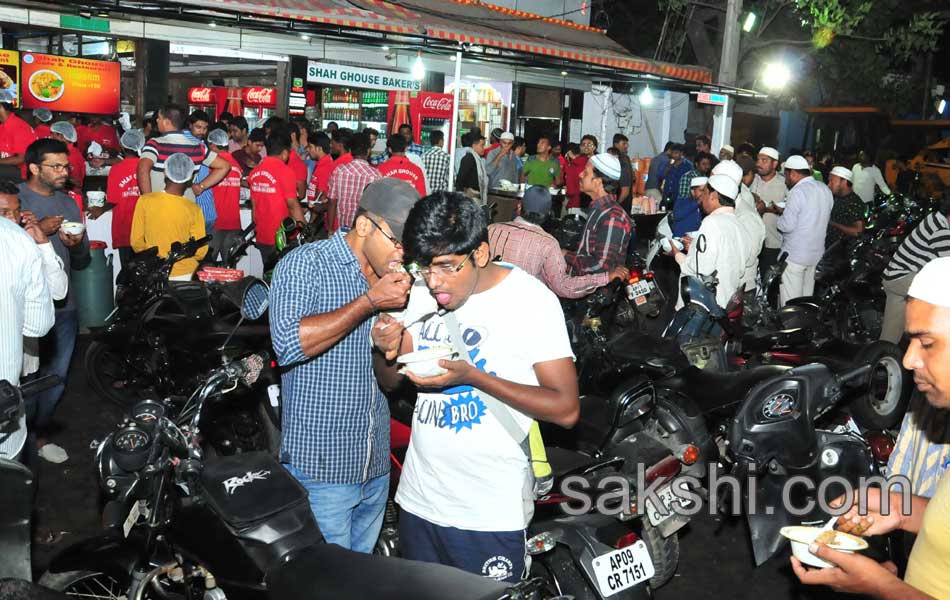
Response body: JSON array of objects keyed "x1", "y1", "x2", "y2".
[
  {"x1": 270, "y1": 232, "x2": 390, "y2": 484},
  {"x1": 182, "y1": 130, "x2": 217, "y2": 227}
]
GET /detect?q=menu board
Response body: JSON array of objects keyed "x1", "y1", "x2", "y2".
[
  {"x1": 21, "y1": 53, "x2": 120, "y2": 114},
  {"x1": 0, "y1": 50, "x2": 18, "y2": 107}
]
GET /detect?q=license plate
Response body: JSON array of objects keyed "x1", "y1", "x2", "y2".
[
  {"x1": 645, "y1": 481, "x2": 692, "y2": 526},
  {"x1": 592, "y1": 540, "x2": 655, "y2": 597},
  {"x1": 626, "y1": 280, "x2": 653, "y2": 301}
]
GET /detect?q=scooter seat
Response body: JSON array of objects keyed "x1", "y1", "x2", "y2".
[
  {"x1": 742, "y1": 327, "x2": 813, "y2": 351},
  {"x1": 661, "y1": 364, "x2": 790, "y2": 414},
  {"x1": 607, "y1": 331, "x2": 690, "y2": 372},
  {"x1": 545, "y1": 446, "x2": 603, "y2": 479}
]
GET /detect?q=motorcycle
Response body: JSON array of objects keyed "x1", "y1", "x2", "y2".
[
  {"x1": 85, "y1": 240, "x2": 280, "y2": 455},
  {"x1": 0, "y1": 375, "x2": 61, "y2": 581},
  {"x1": 41, "y1": 284, "x2": 545, "y2": 600},
  {"x1": 726, "y1": 361, "x2": 896, "y2": 566}
]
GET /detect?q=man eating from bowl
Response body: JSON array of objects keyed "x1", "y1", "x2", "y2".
[
  {"x1": 791, "y1": 257, "x2": 950, "y2": 599},
  {"x1": 370, "y1": 192, "x2": 579, "y2": 582}
]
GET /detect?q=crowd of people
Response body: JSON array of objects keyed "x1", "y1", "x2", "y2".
[{"x1": 1, "y1": 99, "x2": 949, "y2": 599}]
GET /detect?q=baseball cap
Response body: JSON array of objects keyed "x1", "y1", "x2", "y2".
[
  {"x1": 358, "y1": 178, "x2": 421, "y2": 242},
  {"x1": 165, "y1": 153, "x2": 196, "y2": 184},
  {"x1": 589, "y1": 153, "x2": 622, "y2": 181},
  {"x1": 708, "y1": 173, "x2": 739, "y2": 200},
  {"x1": 33, "y1": 108, "x2": 53, "y2": 123},
  {"x1": 711, "y1": 159, "x2": 743, "y2": 185},
  {"x1": 758, "y1": 147, "x2": 779, "y2": 161},
  {"x1": 830, "y1": 166, "x2": 853, "y2": 182},
  {"x1": 491, "y1": 127, "x2": 504, "y2": 140},
  {"x1": 500, "y1": 132, "x2": 515, "y2": 141},
  {"x1": 909, "y1": 257, "x2": 950, "y2": 308},
  {"x1": 783, "y1": 155, "x2": 810, "y2": 171},
  {"x1": 690, "y1": 176, "x2": 708, "y2": 188},
  {"x1": 50, "y1": 121, "x2": 77, "y2": 143},
  {"x1": 522, "y1": 185, "x2": 552, "y2": 214},
  {"x1": 120, "y1": 129, "x2": 146, "y2": 153},
  {"x1": 207, "y1": 128, "x2": 229, "y2": 147}
]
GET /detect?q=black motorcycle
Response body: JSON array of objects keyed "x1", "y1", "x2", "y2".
[
  {"x1": 41, "y1": 287, "x2": 545, "y2": 600},
  {"x1": 86, "y1": 240, "x2": 280, "y2": 455}
]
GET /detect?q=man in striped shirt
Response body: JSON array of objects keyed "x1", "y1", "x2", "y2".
[
  {"x1": 136, "y1": 103, "x2": 231, "y2": 201},
  {"x1": 880, "y1": 195, "x2": 950, "y2": 343}
]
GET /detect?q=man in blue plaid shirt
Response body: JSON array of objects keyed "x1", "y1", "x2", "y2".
[{"x1": 270, "y1": 179, "x2": 419, "y2": 553}]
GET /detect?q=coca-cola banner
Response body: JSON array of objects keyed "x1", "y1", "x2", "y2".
[
  {"x1": 243, "y1": 87, "x2": 277, "y2": 107},
  {"x1": 417, "y1": 93, "x2": 453, "y2": 117},
  {"x1": 188, "y1": 87, "x2": 215, "y2": 104},
  {"x1": 307, "y1": 60, "x2": 420, "y2": 92}
]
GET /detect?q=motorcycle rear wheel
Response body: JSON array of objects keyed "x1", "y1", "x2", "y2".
[
  {"x1": 640, "y1": 519, "x2": 679, "y2": 589},
  {"x1": 528, "y1": 546, "x2": 599, "y2": 600},
  {"x1": 849, "y1": 341, "x2": 911, "y2": 430}
]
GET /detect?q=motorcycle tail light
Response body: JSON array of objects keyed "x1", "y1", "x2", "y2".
[
  {"x1": 645, "y1": 271, "x2": 654, "y2": 280},
  {"x1": 680, "y1": 444, "x2": 700, "y2": 465},
  {"x1": 614, "y1": 532, "x2": 640, "y2": 549},
  {"x1": 866, "y1": 431, "x2": 895, "y2": 465},
  {"x1": 628, "y1": 270, "x2": 641, "y2": 284}
]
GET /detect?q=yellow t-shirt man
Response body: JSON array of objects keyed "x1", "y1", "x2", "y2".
[
  {"x1": 130, "y1": 191, "x2": 207, "y2": 278},
  {"x1": 905, "y1": 471, "x2": 950, "y2": 598}
]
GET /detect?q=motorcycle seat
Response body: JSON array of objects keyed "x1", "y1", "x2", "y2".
[
  {"x1": 545, "y1": 446, "x2": 602, "y2": 479},
  {"x1": 607, "y1": 331, "x2": 690, "y2": 372},
  {"x1": 661, "y1": 364, "x2": 790, "y2": 414}
]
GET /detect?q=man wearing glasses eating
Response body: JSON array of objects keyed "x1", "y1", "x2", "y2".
[
  {"x1": 371, "y1": 192, "x2": 580, "y2": 581},
  {"x1": 269, "y1": 178, "x2": 419, "y2": 553}
]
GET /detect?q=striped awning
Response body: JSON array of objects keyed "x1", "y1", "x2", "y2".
[{"x1": 176, "y1": 0, "x2": 714, "y2": 84}]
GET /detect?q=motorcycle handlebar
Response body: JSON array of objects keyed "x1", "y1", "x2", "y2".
[{"x1": 836, "y1": 363, "x2": 872, "y2": 386}]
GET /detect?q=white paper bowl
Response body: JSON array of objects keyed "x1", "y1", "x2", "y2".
[
  {"x1": 60, "y1": 221, "x2": 85, "y2": 236},
  {"x1": 660, "y1": 237, "x2": 684, "y2": 253},
  {"x1": 397, "y1": 347, "x2": 457, "y2": 378},
  {"x1": 775, "y1": 201, "x2": 787, "y2": 209},
  {"x1": 780, "y1": 526, "x2": 868, "y2": 568},
  {"x1": 86, "y1": 191, "x2": 106, "y2": 207}
]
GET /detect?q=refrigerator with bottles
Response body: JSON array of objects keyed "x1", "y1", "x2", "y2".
[{"x1": 319, "y1": 87, "x2": 390, "y2": 134}]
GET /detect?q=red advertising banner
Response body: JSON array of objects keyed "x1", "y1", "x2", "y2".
[
  {"x1": 21, "y1": 53, "x2": 119, "y2": 114},
  {"x1": 411, "y1": 92, "x2": 454, "y2": 145},
  {"x1": 243, "y1": 87, "x2": 276, "y2": 107},
  {"x1": 0, "y1": 50, "x2": 19, "y2": 108}
]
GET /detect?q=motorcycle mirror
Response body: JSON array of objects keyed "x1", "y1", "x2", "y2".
[{"x1": 241, "y1": 278, "x2": 270, "y2": 321}]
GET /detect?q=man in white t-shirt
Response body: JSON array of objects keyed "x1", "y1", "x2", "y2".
[
  {"x1": 371, "y1": 192, "x2": 579, "y2": 582},
  {"x1": 852, "y1": 150, "x2": 891, "y2": 204},
  {"x1": 750, "y1": 146, "x2": 788, "y2": 281}
]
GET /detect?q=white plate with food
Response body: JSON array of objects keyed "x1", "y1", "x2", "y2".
[
  {"x1": 29, "y1": 69, "x2": 65, "y2": 103},
  {"x1": 397, "y1": 347, "x2": 458, "y2": 378},
  {"x1": 60, "y1": 221, "x2": 85, "y2": 236},
  {"x1": 780, "y1": 526, "x2": 868, "y2": 568}
]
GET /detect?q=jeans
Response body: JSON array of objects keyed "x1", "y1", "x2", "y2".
[
  {"x1": 26, "y1": 308, "x2": 78, "y2": 434},
  {"x1": 284, "y1": 465, "x2": 388, "y2": 554}
]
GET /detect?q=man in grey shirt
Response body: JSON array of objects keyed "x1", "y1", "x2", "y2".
[
  {"x1": 18, "y1": 138, "x2": 89, "y2": 464},
  {"x1": 485, "y1": 131, "x2": 519, "y2": 189}
]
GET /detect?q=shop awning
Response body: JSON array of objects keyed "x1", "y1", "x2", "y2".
[{"x1": 172, "y1": 0, "x2": 714, "y2": 85}]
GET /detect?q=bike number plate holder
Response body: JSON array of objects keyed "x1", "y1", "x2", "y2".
[
  {"x1": 592, "y1": 540, "x2": 655, "y2": 597},
  {"x1": 123, "y1": 500, "x2": 148, "y2": 538},
  {"x1": 645, "y1": 481, "x2": 690, "y2": 527},
  {"x1": 626, "y1": 281, "x2": 653, "y2": 305}
]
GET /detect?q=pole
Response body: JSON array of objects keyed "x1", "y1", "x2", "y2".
[
  {"x1": 712, "y1": 0, "x2": 741, "y2": 152},
  {"x1": 447, "y1": 50, "x2": 462, "y2": 191}
]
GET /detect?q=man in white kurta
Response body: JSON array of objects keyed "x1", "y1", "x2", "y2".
[
  {"x1": 713, "y1": 159, "x2": 766, "y2": 293},
  {"x1": 670, "y1": 173, "x2": 750, "y2": 309}
]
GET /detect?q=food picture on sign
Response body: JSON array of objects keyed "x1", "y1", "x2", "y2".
[
  {"x1": 20, "y1": 53, "x2": 120, "y2": 114},
  {"x1": 29, "y1": 69, "x2": 65, "y2": 102},
  {"x1": 0, "y1": 50, "x2": 19, "y2": 107}
]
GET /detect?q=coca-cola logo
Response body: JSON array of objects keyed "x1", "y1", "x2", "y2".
[
  {"x1": 244, "y1": 87, "x2": 276, "y2": 106},
  {"x1": 188, "y1": 87, "x2": 214, "y2": 104},
  {"x1": 421, "y1": 96, "x2": 453, "y2": 112}
]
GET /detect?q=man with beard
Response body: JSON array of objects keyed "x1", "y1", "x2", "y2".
[
  {"x1": 17, "y1": 138, "x2": 89, "y2": 463},
  {"x1": 825, "y1": 166, "x2": 865, "y2": 257},
  {"x1": 672, "y1": 151, "x2": 715, "y2": 237},
  {"x1": 793, "y1": 257, "x2": 950, "y2": 600},
  {"x1": 564, "y1": 153, "x2": 631, "y2": 275},
  {"x1": 751, "y1": 146, "x2": 788, "y2": 280},
  {"x1": 270, "y1": 179, "x2": 417, "y2": 552}
]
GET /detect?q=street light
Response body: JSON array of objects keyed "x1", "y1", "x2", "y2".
[
  {"x1": 762, "y1": 62, "x2": 791, "y2": 90},
  {"x1": 742, "y1": 12, "x2": 757, "y2": 32},
  {"x1": 412, "y1": 51, "x2": 426, "y2": 80},
  {"x1": 639, "y1": 85, "x2": 654, "y2": 106}
]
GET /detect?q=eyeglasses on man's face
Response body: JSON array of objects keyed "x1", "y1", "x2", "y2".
[
  {"x1": 406, "y1": 248, "x2": 477, "y2": 279},
  {"x1": 41, "y1": 162, "x2": 71, "y2": 173},
  {"x1": 365, "y1": 216, "x2": 402, "y2": 249}
]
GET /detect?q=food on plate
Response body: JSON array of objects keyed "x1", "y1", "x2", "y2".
[
  {"x1": 0, "y1": 70, "x2": 13, "y2": 89},
  {"x1": 815, "y1": 530, "x2": 839, "y2": 545},
  {"x1": 30, "y1": 70, "x2": 64, "y2": 99}
]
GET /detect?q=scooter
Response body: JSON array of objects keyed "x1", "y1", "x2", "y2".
[
  {"x1": 726, "y1": 361, "x2": 895, "y2": 566},
  {"x1": 41, "y1": 283, "x2": 543, "y2": 600}
]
